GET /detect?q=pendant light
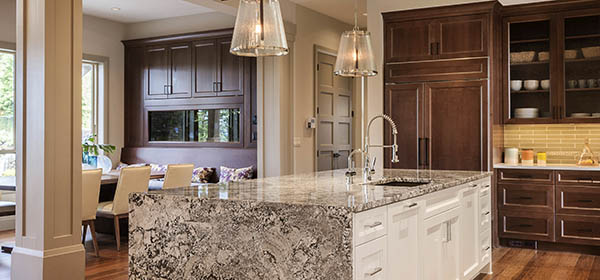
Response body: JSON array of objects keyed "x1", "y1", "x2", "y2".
[
  {"x1": 334, "y1": 0, "x2": 376, "y2": 77},
  {"x1": 230, "y1": 0, "x2": 289, "y2": 57}
]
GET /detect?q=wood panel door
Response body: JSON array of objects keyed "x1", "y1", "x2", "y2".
[
  {"x1": 316, "y1": 52, "x2": 353, "y2": 171},
  {"x1": 384, "y1": 83, "x2": 423, "y2": 169},
  {"x1": 435, "y1": 14, "x2": 488, "y2": 59},
  {"x1": 144, "y1": 46, "x2": 169, "y2": 99},
  {"x1": 168, "y1": 44, "x2": 192, "y2": 98},
  {"x1": 423, "y1": 80, "x2": 486, "y2": 171},
  {"x1": 193, "y1": 40, "x2": 218, "y2": 97},
  {"x1": 217, "y1": 39, "x2": 243, "y2": 96},
  {"x1": 385, "y1": 19, "x2": 435, "y2": 63}
]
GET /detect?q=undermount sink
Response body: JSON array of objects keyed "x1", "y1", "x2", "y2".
[{"x1": 375, "y1": 180, "x2": 430, "y2": 187}]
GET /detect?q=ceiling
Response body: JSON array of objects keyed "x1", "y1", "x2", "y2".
[
  {"x1": 290, "y1": 0, "x2": 368, "y2": 27},
  {"x1": 82, "y1": 0, "x2": 214, "y2": 23}
]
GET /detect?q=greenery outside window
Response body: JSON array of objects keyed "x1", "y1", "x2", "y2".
[
  {"x1": 0, "y1": 49, "x2": 15, "y2": 177},
  {"x1": 149, "y1": 108, "x2": 241, "y2": 144}
]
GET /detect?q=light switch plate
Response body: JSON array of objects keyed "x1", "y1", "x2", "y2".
[{"x1": 293, "y1": 137, "x2": 301, "y2": 147}]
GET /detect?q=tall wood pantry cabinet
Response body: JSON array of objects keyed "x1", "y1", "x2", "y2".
[{"x1": 383, "y1": 2, "x2": 501, "y2": 172}]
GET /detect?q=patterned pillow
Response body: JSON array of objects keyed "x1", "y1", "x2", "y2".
[
  {"x1": 192, "y1": 167, "x2": 215, "y2": 183},
  {"x1": 219, "y1": 166, "x2": 254, "y2": 183},
  {"x1": 150, "y1": 163, "x2": 168, "y2": 173}
]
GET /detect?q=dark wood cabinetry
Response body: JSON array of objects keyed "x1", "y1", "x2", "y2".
[
  {"x1": 123, "y1": 29, "x2": 257, "y2": 152},
  {"x1": 497, "y1": 168, "x2": 600, "y2": 248},
  {"x1": 383, "y1": 2, "x2": 499, "y2": 172}
]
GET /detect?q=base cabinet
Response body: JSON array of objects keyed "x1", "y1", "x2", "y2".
[
  {"x1": 353, "y1": 178, "x2": 492, "y2": 280},
  {"x1": 423, "y1": 206, "x2": 461, "y2": 280}
]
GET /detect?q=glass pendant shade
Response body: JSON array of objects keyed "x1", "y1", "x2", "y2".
[
  {"x1": 230, "y1": 0, "x2": 289, "y2": 57},
  {"x1": 334, "y1": 30, "x2": 377, "y2": 77}
]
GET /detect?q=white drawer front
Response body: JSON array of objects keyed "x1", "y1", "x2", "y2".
[
  {"x1": 423, "y1": 186, "x2": 461, "y2": 219},
  {"x1": 354, "y1": 236, "x2": 387, "y2": 280},
  {"x1": 479, "y1": 180, "x2": 491, "y2": 198},
  {"x1": 480, "y1": 230, "x2": 491, "y2": 264},
  {"x1": 480, "y1": 193, "x2": 491, "y2": 233},
  {"x1": 354, "y1": 206, "x2": 387, "y2": 246}
]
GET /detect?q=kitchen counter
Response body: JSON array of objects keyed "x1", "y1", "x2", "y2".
[
  {"x1": 494, "y1": 163, "x2": 600, "y2": 171},
  {"x1": 128, "y1": 169, "x2": 491, "y2": 280}
]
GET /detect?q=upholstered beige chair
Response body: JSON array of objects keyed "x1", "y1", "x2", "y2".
[
  {"x1": 82, "y1": 168, "x2": 102, "y2": 257},
  {"x1": 162, "y1": 164, "x2": 194, "y2": 189},
  {"x1": 97, "y1": 166, "x2": 151, "y2": 251}
]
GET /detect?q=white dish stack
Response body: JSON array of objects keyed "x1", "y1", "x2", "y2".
[{"x1": 514, "y1": 108, "x2": 539, "y2": 118}]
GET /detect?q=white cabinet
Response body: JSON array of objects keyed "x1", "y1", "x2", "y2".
[
  {"x1": 387, "y1": 200, "x2": 422, "y2": 280},
  {"x1": 459, "y1": 186, "x2": 480, "y2": 280},
  {"x1": 355, "y1": 236, "x2": 387, "y2": 280},
  {"x1": 422, "y1": 206, "x2": 461, "y2": 280}
]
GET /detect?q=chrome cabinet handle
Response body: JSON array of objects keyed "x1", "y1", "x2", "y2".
[
  {"x1": 365, "y1": 267, "x2": 382, "y2": 277},
  {"x1": 364, "y1": 221, "x2": 382, "y2": 229},
  {"x1": 483, "y1": 211, "x2": 490, "y2": 216},
  {"x1": 406, "y1": 202, "x2": 418, "y2": 208}
]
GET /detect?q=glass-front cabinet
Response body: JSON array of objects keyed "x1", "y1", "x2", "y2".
[
  {"x1": 562, "y1": 14, "x2": 600, "y2": 121},
  {"x1": 504, "y1": 11, "x2": 600, "y2": 124}
]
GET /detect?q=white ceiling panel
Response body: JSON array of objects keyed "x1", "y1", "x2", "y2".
[{"x1": 83, "y1": 0, "x2": 214, "y2": 23}]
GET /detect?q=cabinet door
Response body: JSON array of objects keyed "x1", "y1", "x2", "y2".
[
  {"x1": 193, "y1": 40, "x2": 218, "y2": 97},
  {"x1": 385, "y1": 19, "x2": 435, "y2": 63},
  {"x1": 387, "y1": 200, "x2": 422, "y2": 280},
  {"x1": 384, "y1": 84, "x2": 423, "y2": 169},
  {"x1": 423, "y1": 207, "x2": 460, "y2": 280},
  {"x1": 423, "y1": 80, "x2": 486, "y2": 171},
  {"x1": 459, "y1": 187, "x2": 480, "y2": 280},
  {"x1": 354, "y1": 236, "x2": 387, "y2": 280},
  {"x1": 144, "y1": 46, "x2": 169, "y2": 99},
  {"x1": 168, "y1": 44, "x2": 192, "y2": 98},
  {"x1": 434, "y1": 14, "x2": 488, "y2": 59},
  {"x1": 218, "y1": 39, "x2": 243, "y2": 96}
]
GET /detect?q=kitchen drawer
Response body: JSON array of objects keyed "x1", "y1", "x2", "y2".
[
  {"x1": 479, "y1": 181, "x2": 491, "y2": 198},
  {"x1": 480, "y1": 201, "x2": 491, "y2": 232},
  {"x1": 557, "y1": 171, "x2": 600, "y2": 185},
  {"x1": 556, "y1": 214, "x2": 600, "y2": 246},
  {"x1": 354, "y1": 206, "x2": 387, "y2": 246},
  {"x1": 385, "y1": 57, "x2": 488, "y2": 83},
  {"x1": 498, "y1": 183, "x2": 554, "y2": 213},
  {"x1": 497, "y1": 169, "x2": 554, "y2": 184},
  {"x1": 557, "y1": 185, "x2": 600, "y2": 216},
  {"x1": 499, "y1": 210, "x2": 555, "y2": 242},
  {"x1": 480, "y1": 230, "x2": 491, "y2": 264},
  {"x1": 354, "y1": 236, "x2": 387, "y2": 280},
  {"x1": 423, "y1": 184, "x2": 461, "y2": 219}
]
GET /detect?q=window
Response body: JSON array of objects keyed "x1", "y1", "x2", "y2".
[
  {"x1": 0, "y1": 50, "x2": 15, "y2": 177},
  {"x1": 82, "y1": 60, "x2": 99, "y2": 140},
  {"x1": 148, "y1": 108, "x2": 241, "y2": 143}
]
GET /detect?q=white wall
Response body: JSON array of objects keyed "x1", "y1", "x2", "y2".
[
  {"x1": 124, "y1": 12, "x2": 235, "y2": 40},
  {"x1": 292, "y1": 5, "x2": 355, "y2": 174}
]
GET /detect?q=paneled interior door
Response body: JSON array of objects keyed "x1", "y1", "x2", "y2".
[{"x1": 316, "y1": 51, "x2": 353, "y2": 171}]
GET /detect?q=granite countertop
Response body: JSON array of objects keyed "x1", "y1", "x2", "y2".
[
  {"x1": 145, "y1": 169, "x2": 491, "y2": 212},
  {"x1": 494, "y1": 163, "x2": 600, "y2": 171}
]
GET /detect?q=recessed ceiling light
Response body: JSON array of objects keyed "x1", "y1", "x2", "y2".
[{"x1": 111, "y1": 7, "x2": 120, "y2": 11}]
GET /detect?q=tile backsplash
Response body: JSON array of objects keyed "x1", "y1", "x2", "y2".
[{"x1": 504, "y1": 124, "x2": 600, "y2": 164}]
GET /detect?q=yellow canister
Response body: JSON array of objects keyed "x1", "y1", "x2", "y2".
[{"x1": 537, "y1": 152, "x2": 547, "y2": 166}]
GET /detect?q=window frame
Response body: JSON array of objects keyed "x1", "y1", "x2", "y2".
[
  {"x1": 0, "y1": 46, "x2": 16, "y2": 155},
  {"x1": 82, "y1": 54, "x2": 109, "y2": 144}
]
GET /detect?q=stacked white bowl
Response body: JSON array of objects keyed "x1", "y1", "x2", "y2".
[{"x1": 515, "y1": 108, "x2": 539, "y2": 118}]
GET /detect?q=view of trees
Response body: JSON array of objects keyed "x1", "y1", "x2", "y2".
[{"x1": 82, "y1": 62, "x2": 95, "y2": 139}]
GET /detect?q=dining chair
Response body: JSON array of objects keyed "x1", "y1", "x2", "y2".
[
  {"x1": 82, "y1": 168, "x2": 102, "y2": 257},
  {"x1": 162, "y1": 164, "x2": 194, "y2": 189},
  {"x1": 96, "y1": 165, "x2": 151, "y2": 251}
]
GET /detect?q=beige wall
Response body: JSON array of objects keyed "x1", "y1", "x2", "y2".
[
  {"x1": 0, "y1": 0, "x2": 16, "y2": 43},
  {"x1": 292, "y1": 5, "x2": 355, "y2": 174},
  {"x1": 124, "y1": 12, "x2": 235, "y2": 40}
]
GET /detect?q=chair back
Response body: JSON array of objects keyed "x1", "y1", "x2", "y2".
[
  {"x1": 162, "y1": 164, "x2": 194, "y2": 189},
  {"x1": 112, "y1": 166, "x2": 151, "y2": 215},
  {"x1": 82, "y1": 169, "x2": 102, "y2": 221}
]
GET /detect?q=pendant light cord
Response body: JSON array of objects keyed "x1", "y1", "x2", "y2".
[{"x1": 353, "y1": 0, "x2": 359, "y2": 31}]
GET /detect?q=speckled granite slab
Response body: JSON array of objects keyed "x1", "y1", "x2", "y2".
[{"x1": 129, "y1": 169, "x2": 491, "y2": 280}]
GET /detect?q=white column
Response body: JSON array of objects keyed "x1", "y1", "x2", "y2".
[{"x1": 12, "y1": 0, "x2": 84, "y2": 279}]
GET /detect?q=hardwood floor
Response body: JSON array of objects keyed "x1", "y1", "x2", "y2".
[{"x1": 1, "y1": 229, "x2": 600, "y2": 279}]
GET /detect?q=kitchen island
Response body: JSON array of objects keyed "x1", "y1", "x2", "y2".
[{"x1": 129, "y1": 169, "x2": 492, "y2": 280}]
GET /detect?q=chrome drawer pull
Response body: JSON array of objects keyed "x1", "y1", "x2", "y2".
[
  {"x1": 483, "y1": 211, "x2": 490, "y2": 216},
  {"x1": 365, "y1": 267, "x2": 383, "y2": 277},
  {"x1": 364, "y1": 221, "x2": 382, "y2": 228},
  {"x1": 481, "y1": 184, "x2": 490, "y2": 189},
  {"x1": 484, "y1": 246, "x2": 491, "y2": 251},
  {"x1": 406, "y1": 202, "x2": 418, "y2": 208}
]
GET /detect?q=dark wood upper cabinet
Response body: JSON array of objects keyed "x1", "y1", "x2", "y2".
[
  {"x1": 384, "y1": 84, "x2": 423, "y2": 169},
  {"x1": 436, "y1": 14, "x2": 488, "y2": 59},
  {"x1": 168, "y1": 44, "x2": 192, "y2": 98},
  {"x1": 218, "y1": 39, "x2": 243, "y2": 96},
  {"x1": 193, "y1": 40, "x2": 217, "y2": 97},
  {"x1": 144, "y1": 46, "x2": 169, "y2": 99},
  {"x1": 385, "y1": 19, "x2": 435, "y2": 62}
]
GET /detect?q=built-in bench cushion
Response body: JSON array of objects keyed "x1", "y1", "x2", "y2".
[{"x1": 219, "y1": 166, "x2": 254, "y2": 183}]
